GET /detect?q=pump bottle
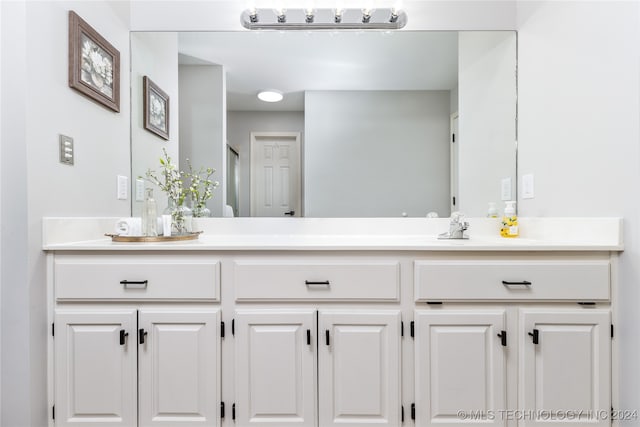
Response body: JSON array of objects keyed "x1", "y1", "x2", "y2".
[{"x1": 500, "y1": 201, "x2": 518, "y2": 238}]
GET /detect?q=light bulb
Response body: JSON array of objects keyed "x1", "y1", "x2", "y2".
[{"x1": 257, "y1": 90, "x2": 284, "y2": 103}]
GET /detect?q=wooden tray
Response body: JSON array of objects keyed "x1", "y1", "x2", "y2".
[{"x1": 105, "y1": 232, "x2": 202, "y2": 242}]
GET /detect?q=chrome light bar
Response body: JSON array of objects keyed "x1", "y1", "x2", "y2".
[{"x1": 241, "y1": 7, "x2": 407, "y2": 30}]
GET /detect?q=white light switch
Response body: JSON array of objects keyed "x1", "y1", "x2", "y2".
[
  {"x1": 522, "y1": 174, "x2": 535, "y2": 199},
  {"x1": 117, "y1": 175, "x2": 128, "y2": 200},
  {"x1": 501, "y1": 177, "x2": 512, "y2": 201},
  {"x1": 135, "y1": 179, "x2": 146, "y2": 202}
]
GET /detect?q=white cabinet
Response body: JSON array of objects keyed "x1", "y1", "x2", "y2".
[
  {"x1": 414, "y1": 310, "x2": 507, "y2": 427},
  {"x1": 234, "y1": 310, "x2": 317, "y2": 427},
  {"x1": 54, "y1": 309, "x2": 137, "y2": 427},
  {"x1": 138, "y1": 309, "x2": 221, "y2": 427},
  {"x1": 319, "y1": 311, "x2": 401, "y2": 427},
  {"x1": 519, "y1": 309, "x2": 611, "y2": 427},
  {"x1": 54, "y1": 308, "x2": 221, "y2": 427},
  {"x1": 234, "y1": 309, "x2": 401, "y2": 427}
]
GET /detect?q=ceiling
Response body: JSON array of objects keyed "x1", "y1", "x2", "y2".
[{"x1": 177, "y1": 31, "x2": 459, "y2": 111}]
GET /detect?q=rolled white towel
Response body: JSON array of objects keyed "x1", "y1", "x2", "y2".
[{"x1": 114, "y1": 218, "x2": 142, "y2": 236}]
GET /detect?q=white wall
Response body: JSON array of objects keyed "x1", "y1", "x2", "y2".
[
  {"x1": 227, "y1": 111, "x2": 304, "y2": 217},
  {"x1": 305, "y1": 91, "x2": 451, "y2": 218},
  {"x1": 1, "y1": 2, "x2": 28, "y2": 425},
  {"x1": 130, "y1": 32, "x2": 179, "y2": 215},
  {"x1": 458, "y1": 31, "x2": 517, "y2": 217},
  {"x1": 1, "y1": 1, "x2": 131, "y2": 425},
  {"x1": 516, "y1": 0, "x2": 640, "y2": 420},
  {"x1": 179, "y1": 65, "x2": 226, "y2": 217}
]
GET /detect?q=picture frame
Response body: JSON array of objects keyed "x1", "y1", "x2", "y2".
[
  {"x1": 68, "y1": 11, "x2": 120, "y2": 112},
  {"x1": 143, "y1": 76, "x2": 170, "y2": 140}
]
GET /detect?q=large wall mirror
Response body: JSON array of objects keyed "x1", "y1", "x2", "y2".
[{"x1": 131, "y1": 30, "x2": 517, "y2": 218}]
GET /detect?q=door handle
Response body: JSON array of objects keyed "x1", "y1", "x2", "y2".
[
  {"x1": 139, "y1": 328, "x2": 148, "y2": 344},
  {"x1": 284, "y1": 210, "x2": 295, "y2": 216},
  {"x1": 119, "y1": 330, "x2": 128, "y2": 346}
]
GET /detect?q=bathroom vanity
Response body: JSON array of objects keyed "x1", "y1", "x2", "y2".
[{"x1": 43, "y1": 217, "x2": 623, "y2": 427}]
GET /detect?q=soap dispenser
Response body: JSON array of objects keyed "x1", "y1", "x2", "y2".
[
  {"x1": 500, "y1": 201, "x2": 518, "y2": 238},
  {"x1": 142, "y1": 188, "x2": 158, "y2": 237}
]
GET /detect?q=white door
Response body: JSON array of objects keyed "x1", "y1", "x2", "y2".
[
  {"x1": 54, "y1": 309, "x2": 137, "y2": 427},
  {"x1": 319, "y1": 310, "x2": 401, "y2": 427},
  {"x1": 519, "y1": 309, "x2": 611, "y2": 427},
  {"x1": 235, "y1": 309, "x2": 316, "y2": 427},
  {"x1": 414, "y1": 310, "x2": 507, "y2": 427},
  {"x1": 251, "y1": 132, "x2": 301, "y2": 217},
  {"x1": 138, "y1": 309, "x2": 221, "y2": 427}
]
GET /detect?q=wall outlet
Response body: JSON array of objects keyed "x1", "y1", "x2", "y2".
[
  {"x1": 522, "y1": 174, "x2": 535, "y2": 199},
  {"x1": 135, "y1": 179, "x2": 145, "y2": 202},
  {"x1": 117, "y1": 175, "x2": 128, "y2": 200},
  {"x1": 501, "y1": 177, "x2": 512, "y2": 201}
]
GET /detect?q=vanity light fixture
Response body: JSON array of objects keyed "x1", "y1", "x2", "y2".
[
  {"x1": 240, "y1": 6, "x2": 407, "y2": 30},
  {"x1": 257, "y1": 90, "x2": 284, "y2": 103}
]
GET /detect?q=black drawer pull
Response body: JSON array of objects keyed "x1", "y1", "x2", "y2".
[
  {"x1": 120, "y1": 280, "x2": 148, "y2": 289},
  {"x1": 307, "y1": 329, "x2": 311, "y2": 346},
  {"x1": 119, "y1": 330, "x2": 128, "y2": 346},
  {"x1": 305, "y1": 280, "x2": 330, "y2": 286},
  {"x1": 139, "y1": 329, "x2": 148, "y2": 344},
  {"x1": 325, "y1": 329, "x2": 330, "y2": 346},
  {"x1": 528, "y1": 329, "x2": 539, "y2": 344},
  {"x1": 502, "y1": 280, "x2": 532, "y2": 286}
]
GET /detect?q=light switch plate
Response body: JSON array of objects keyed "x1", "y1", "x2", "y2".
[
  {"x1": 522, "y1": 174, "x2": 535, "y2": 199},
  {"x1": 59, "y1": 134, "x2": 74, "y2": 165},
  {"x1": 501, "y1": 177, "x2": 512, "y2": 201},
  {"x1": 117, "y1": 175, "x2": 128, "y2": 200},
  {"x1": 135, "y1": 179, "x2": 145, "y2": 202}
]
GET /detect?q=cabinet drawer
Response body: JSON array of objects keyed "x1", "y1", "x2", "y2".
[
  {"x1": 55, "y1": 255, "x2": 220, "y2": 301},
  {"x1": 415, "y1": 260, "x2": 610, "y2": 301},
  {"x1": 234, "y1": 259, "x2": 400, "y2": 301}
]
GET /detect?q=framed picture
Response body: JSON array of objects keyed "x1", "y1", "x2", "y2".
[
  {"x1": 68, "y1": 11, "x2": 120, "y2": 112},
  {"x1": 143, "y1": 76, "x2": 170, "y2": 140}
]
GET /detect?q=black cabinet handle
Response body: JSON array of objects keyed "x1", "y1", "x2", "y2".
[
  {"x1": 502, "y1": 280, "x2": 532, "y2": 286},
  {"x1": 284, "y1": 210, "x2": 295, "y2": 216},
  {"x1": 120, "y1": 280, "x2": 148, "y2": 289},
  {"x1": 528, "y1": 329, "x2": 539, "y2": 344},
  {"x1": 325, "y1": 329, "x2": 330, "y2": 346},
  {"x1": 119, "y1": 330, "x2": 128, "y2": 345},
  {"x1": 139, "y1": 329, "x2": 148, "y2": 344},
  {"x1": 497, "y1": 330, "x2": 507, "y2": 346},
  {"x1": 307, "y1": 329, "x2": 311, "y2": 346},
  {"x1": 305, "y1": 280, "x2": 330, "y2": 286}
]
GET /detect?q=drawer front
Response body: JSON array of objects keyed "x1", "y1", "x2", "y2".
[
  {"x1": 415, "y1": 260, "x2": 610, "y2": 301},
  {"x1": 234, "y1": 260, "x2": 400, "y2": 301},
  {"x1": 55, "y1": 255, "x2": 220, "y2": 301}
]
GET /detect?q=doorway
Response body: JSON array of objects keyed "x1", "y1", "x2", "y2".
[{"x1": 250, "y1": 132, "x2": 302, "y2": 217}]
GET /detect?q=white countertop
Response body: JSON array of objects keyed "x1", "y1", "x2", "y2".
[{"x1": 42, "y1": 217, "x2": 624, "y2": 252}]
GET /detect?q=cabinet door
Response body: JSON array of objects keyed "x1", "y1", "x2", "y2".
[
  {"x1": 319, "y1": 310, "x2": 401, "y2": 427},
  {"x1": 520, "y1": 309, "x2": 611, "y2": 427},
  {"x1": 138, "y1": 309, "x2": 221, "y2": 427},
  {"x1": 235, "y1": 309, "x2": 317, "y2": 427},
  {"x1": 414, "y1": 310, "x2": 507, "y2": 427},
  {"x1": 54, "y1": 309, "x2": 137, "y2": 427}
]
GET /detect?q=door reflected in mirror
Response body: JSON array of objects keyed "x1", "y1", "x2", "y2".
[{"x1": 131, "y1": 31, "x2": 517, "y2": 218}]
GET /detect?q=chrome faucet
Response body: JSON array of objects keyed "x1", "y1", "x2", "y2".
[{"x1": 438, "y1": 212, "x2": 469, "y2": 240}]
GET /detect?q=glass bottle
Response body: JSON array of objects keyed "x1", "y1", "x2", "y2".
[{"x1": 142, "y1": 188, "x2": 158, "y2": 237}]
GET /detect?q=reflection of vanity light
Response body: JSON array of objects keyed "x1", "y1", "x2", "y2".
[{"x1": 257, "y1": 90, "x2": 284, "y2": 103}]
